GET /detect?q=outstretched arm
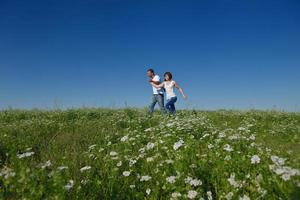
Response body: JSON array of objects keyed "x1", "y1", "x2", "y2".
[
  {"x1": 149, "y1": 79, "x2": 161, "y2": 85},
  {"x1": 151, "y1": 82, "x2": 164, "y2": 88},
  {"x1": 174, "y1": 81, "x2": 187, "y2": 99}
]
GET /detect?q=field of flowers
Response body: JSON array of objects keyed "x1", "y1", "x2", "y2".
[{"x1": 0, "y1": 108, "x2": 299, "y2": 199}]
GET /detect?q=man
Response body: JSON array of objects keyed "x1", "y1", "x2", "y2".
[{"x1": 147, "y1": 69, "x2": 166, "y2": 114}]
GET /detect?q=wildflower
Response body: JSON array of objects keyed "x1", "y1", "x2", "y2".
[
  {"x1": 227, "y1": 173, "x2": 241, "y2": 188},
  {"x1": 129, "y1": 185, "x2": 136, "y2": 189},
  {"x1": 223, "y1": 144, "x2": 233, "y2": 152},
  {"x1": 249, "y1": 134, "x2": 256, "y2": 140},
  {"x1": 269, "y1": 160, "x2": 299, "y2": 181},
  {"x1": 187, "y1": 190, "x2": 198, "y2": 199},
  {"x1": 88, "y1": 144, "x2": 97, "y2": 150},
  {"x1": 140, "y1": 175, "x2": 152, "y2": 182},
  {"x1": 111, "y1": 156, "x2": 119, "y2": 160},
  {"x1": 120, "y1": 135, "x2": 129, "y2": 142},
  {"x1": 238, "y1": 127, "x2": 247, "y2": 131},
  {"x1": 172, "y1": 192, "x2": 182, "y2": 198},
  {"x1": 110, "y1": 151, "x2": 118, "y2": 157},
  {"x1": 146, "y1": 157, "x2": 154, "y2": 162},
  {"x1": 225, "y1": 192, "x2": 234, "y2": 200},
  {"x1": 80, "y1": 166, "x2": 91, "y2": 172},
  {"x1": 0, "y1": 167, "x2": 16, "y2": 179},
  {"x1": 165, "y1": 159, "x2": 174, "y2": 164},
  {"x1": 173, "y1": 139, "x2": 184, "y2": 150},
  {"x1": 41, "y1": 160, "x2": 52, "y2": 169},
  {"x1": 219, "y1": 132, "x2": 226, "y2": 138},
  {"x1": 117, "y1": 161, "x2": 122, "y2": 167},
  {"x1": 185, "y1": 176, "x2": 193, "y2": 184},
  {"x1": 123, "y1": 171, "x2": 131, "y2": 177},
  {"x1": 64, "y1": 180, "x2": 74, "y2": 190},
  {"x1": 190, "y1": 178, "x2": 202, "y2": 187},
  {"x1": 17, "y1": 151, "x2": 35, "y2": 159},
  {"x1": 207, "y1": 191, "x2": 213, "y2": 200},
  {"x1": 208, "y1": 144, "x2": 214, "y2": 149},
  {"x1": 81, "y1": 179, "x2": 88, "y2": 185},
  {"x1": 166, "y1": 176, "x2": 176, "y2": 184},
  {"x1": 185, "y1": 177, "x2": 202, "y2": 187},
  {"x1": 189, "y1": 164, "x2": 197, "y2": 168},
  {"x1": 224, "y1": 155, "x2": 231, "y2": 161},
  {"x1": 129, "y1": 159, "x2": 137, "y2": 167},
  {"x1": 57, "y1": 166, "x2": 68, "y2": 171},
  {"x1": 139, "y1": 147, "x2": 146, "y2": 154},
  {"x1": 146, "y1": 142, "x2": 155, "y2": 150},
  {"x1": 270, "y1": 155, "x2": 286, "y2": 166},
  {"x1": 146, "y1": 188, "x2": 151, "y2": 195},
  {"x1": 239, "y1": 195, "x2": 250, "y2": 200},
  {"x1": 251, "y1": 155, "x2": 260, "y2": 164}
]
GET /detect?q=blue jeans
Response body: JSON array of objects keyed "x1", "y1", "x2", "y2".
[
  {"x1": 149, "y1": 94, "x2": 166, "y2": 114},
  {"x1": 165, "y1": 97, "x2": 177, "y2": 115}
]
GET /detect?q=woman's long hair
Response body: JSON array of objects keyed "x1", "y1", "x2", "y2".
[{"x1": 164, "y1": 72, "x2": 173, "y2": 81}]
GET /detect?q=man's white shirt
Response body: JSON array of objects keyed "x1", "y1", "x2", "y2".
[{"x1": 152, "y1": 75, "x2": 164, "y2": 94}]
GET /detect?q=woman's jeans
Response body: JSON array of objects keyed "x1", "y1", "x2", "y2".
[
  {"x1": 149, "y1": 94, "x2": 166, "y2": 114},
  {"x1": 165, "y1": 96, "x2": 177, "y2": 114}
]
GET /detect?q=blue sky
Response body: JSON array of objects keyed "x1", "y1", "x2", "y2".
[{"x1": 1, "y1": 0, "x2": 300, "y2": 111}]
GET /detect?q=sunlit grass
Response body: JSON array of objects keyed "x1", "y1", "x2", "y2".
[{"x1": 0, "y1": 108, "x2": 299, "y2": 199}]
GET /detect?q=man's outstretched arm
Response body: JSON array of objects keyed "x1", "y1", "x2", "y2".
[{"x1": 149, "y1": 79, "x2": 161, "y2": 85}]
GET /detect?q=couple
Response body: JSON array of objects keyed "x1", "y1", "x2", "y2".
[{"x1": 147, "y1": 69, "x2": 187, "y2": 115}]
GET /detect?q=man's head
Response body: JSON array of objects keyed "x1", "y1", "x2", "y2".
[{"x1": 147, "y1": 69, "x2": 155, "y2": 78}]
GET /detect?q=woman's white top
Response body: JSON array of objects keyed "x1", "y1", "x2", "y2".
[{"x1": 163, "y1": 80, "x2": 176, "y2": 100}]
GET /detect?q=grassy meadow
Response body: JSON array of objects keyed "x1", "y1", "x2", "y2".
[{"x1": 0, "y1": 108, "x2": 299, "y2": 199}]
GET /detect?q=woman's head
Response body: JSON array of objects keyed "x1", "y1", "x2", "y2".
[{"x1": 164, "y1": 72, "x2": 173, "y2": 81}]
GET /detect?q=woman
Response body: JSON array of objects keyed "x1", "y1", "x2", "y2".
[{"x1": 151, "y1": 72, "x2": 187, "y2": 115}]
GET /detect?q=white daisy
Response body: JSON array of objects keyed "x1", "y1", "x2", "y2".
[
  {"x1": 110, "y1": 151, "x2": 118, "y2": 157},
  {"x1": 172, "y1": 192, "x2": 182, "y2": 198},
  {"x1": 57, "y1": 166, "x2": 68, "y2": 171},
  {"x1": 120, "y1": 135, "x2": 129, "y2": 142},
  {"x1": 224, "y1": 144, "x2": 233, "y2": 152},
  {"x1": 187, "y1": 190, "x2": 198, "y2": 199},
  {"x1": 88, "y1": 144, "x2": 97, "y2": 150},
  {"x1": 117, "y1": 161, "x2": 122, "y2": 167},
  {"x1": 17, "y1": 151, "x2": 35, "y2": 159},
  {"x1": 190, "y1": 178, "x2": 202, "y2": 187},
  {"x1": 166, "y1": 176, "x2": 176, "y2": 184},
  {"x1": 140, "y1": 175, "x2": 152, "y2": 182},
  {"x1": 146, "y1": 188, "x2": 151, "y2": 195},
  {"x1": 80, "y1": 166, "x2": 91, "y2": 172},
  {"x1": 239, "y1": 194, "x2": 250, "y2": 200},
  {"x1": 207, "y1": 191, "x2": 213, "y2": 200},
  {"x1": 225, "y1": 192, "x2": 234, "y2": 200},
  {"x1": 41, "y1": 160, "x2": 52, "y2": 169},
  {"x1": 64, "y1": 180, "x2": 74, "y2": 191},
  {"x1": 123, "y1": 171, "x2": 131, "y2": 177},
  {"x1": 146, "y1": 142, "x2": 155, "y2": 150},
  {"x1": 173, "y1": 139, "x2": 184, "y2": 150},
  {"x1": 251, "y1": 155, "x2": 260, "y2": 164}
]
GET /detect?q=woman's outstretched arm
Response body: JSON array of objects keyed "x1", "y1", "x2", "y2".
[
  {"x1": 174, "y1": 81, "x2": 187, "y2": 99},
  {"x1": 151, "y1": 82, "x2": 164, "y2": 88}
]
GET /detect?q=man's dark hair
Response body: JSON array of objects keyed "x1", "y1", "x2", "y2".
[{"x1": 147, "y1": 69, "x2": 154, "y2": 74}]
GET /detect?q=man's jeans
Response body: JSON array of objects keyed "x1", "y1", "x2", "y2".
[
  {"x1": 149, "y1": 94, "x2": 166, "y2": 114},
  {"x1": 165, "y1": 96, "x2": 177, "y2": 115}
]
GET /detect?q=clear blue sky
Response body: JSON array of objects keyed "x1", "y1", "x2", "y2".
[{"x1": 1, "y1": 0, "x2": 300, "y2": 111}]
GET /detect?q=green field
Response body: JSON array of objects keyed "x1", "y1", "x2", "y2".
[{"x1": 0, "y1": 109, "x2": 299, "y2": 199}]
